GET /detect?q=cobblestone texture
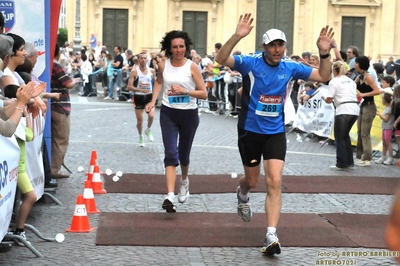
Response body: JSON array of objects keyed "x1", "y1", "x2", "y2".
[{"x1": 1, "y1": 95, "x2": 399, "y2": 265}]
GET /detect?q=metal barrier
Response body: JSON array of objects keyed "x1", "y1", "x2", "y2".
[
  {"x1": 199, "y1": 76, "x2": 242, "y2": 117},
  {"x1": 5, "y1": 189, "x2": 59, "y2": 257}
]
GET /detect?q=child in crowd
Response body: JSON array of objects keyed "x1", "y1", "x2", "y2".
[
  {"x1": 299, "y1": 81, "x2": 316, "y2": 105},
  {"x1": 380, "y1": 76, "x2": 395, "y2": 94},
  {"x1": 375, "y1": 92, "x2": 394, "y2": 165},
  {"x1": 393, "y1": 85, "x2": 400, "y2": 158},
  {"x1": 105, "y1": 53, "x2": 114, "y2": 98},
  {"x1": 9, "y1": 106, "x2": 37, "y2": 246}
]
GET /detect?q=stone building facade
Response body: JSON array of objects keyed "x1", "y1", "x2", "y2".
[{"x1": 64, "y1": 0, "x2": 399, "y2": 61}]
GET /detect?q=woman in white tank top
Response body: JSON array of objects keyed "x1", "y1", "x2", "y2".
[{"x1": 145, "y1": 30, "x2": 207, "y2": 213}]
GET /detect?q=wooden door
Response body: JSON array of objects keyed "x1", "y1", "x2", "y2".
[
  {"x1": 256, "y1": 0, "x2": 294, "y2": 54},
  {"x1": 183, "y1": 11, "x2": 208, "y2": 57},
  {"x1": 103, "y1": 9, "x2": 128, "y2": 52}
]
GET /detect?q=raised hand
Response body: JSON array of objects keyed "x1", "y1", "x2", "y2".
[
  {"x1": 16, "y1": 82, "x2": 35, "y2": 104},
  {"x1": 316, "y1": 26, "x2": 334, "y2": 54},
  {"x1": 33, "y1": 82, "x2": 47, "y2": 97},
  {"x1": 235, "y1": 13, "x2": 254, "y2": 38}
]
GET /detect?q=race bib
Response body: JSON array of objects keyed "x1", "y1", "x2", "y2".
[
  {"x1": 255, "y1": 95, "x2": 282, "y2": 117},
  {"x1": 167, "y1": 90, "x2": 190, "y2": 105},
  {"x1": 139, "y1": 82, "x2": 151, "y2": 91}
]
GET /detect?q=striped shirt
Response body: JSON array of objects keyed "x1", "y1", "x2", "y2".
[{"x1": 51, "y1": 61, "x2": 72, "y2": 115}]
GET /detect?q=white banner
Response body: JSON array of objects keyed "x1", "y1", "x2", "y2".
[
  {"x1": 292, "y1": 85, "x2": 335, "y2": 137},
  {"x1": 26, "y1": 111, "x2": 45, "y2": 200},
  {"x1": 0, "y1": 136, "x2": 19, "y2": 240},
  {"x1": 284, "y1": 81, "x2": 297, "y2": 125}
]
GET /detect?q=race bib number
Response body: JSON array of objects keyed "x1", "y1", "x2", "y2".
[
  {"x1": 139, "y1": 83, "x2": 150, "y2": 91},
  {"x1": 255, "y1": 95, "x2": 282, "y2": 117},
  {"x1": 167, "y1": 90, "x2": 190, "y2": 105}
]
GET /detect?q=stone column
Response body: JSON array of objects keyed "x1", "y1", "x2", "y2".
[{"x1": 73, "y1": 0, "x2": 82, "y2": 53}]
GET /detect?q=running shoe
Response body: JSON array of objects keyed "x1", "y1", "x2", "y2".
[
  {"x1": 329, "y1": 165, "x2": 348, "y2": 171},
  {"x1": 139, "y1": 136, "x2": 145, "y2": 147},
  {"x1": 236, "y1": 186, "x2": 252, "y2": 222},
  {"x1": 145, "y1": 128, "x2": 154, "y2": 142},
  {"x1": 261, "y1": 232, "x2": 281, "y2": 256},
  {"x1": 178, "y1": 178, "x2": 189, "y2": 203},
  {"x1": 7, "y1": 231, "x2": 30, "y2": 247},
  {"x1": 354, "y1": 160, "x2": 371, "y2": 167},
  {"x1": 162, "y1": 194, "x2": 176, "y2": 213},
  {"x1": 383, "y1": 158, "x2": 393, "y2": 165}
]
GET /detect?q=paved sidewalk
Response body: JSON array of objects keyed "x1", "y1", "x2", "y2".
[{"x1": 1, "y1": 95, "x2": 400, "y2": 265}]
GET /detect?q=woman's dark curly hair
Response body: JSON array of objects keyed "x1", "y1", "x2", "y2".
[
  {"x1": 160, "y1": 30, "x2": 193, "y2": 58},
  {"x1": 355, "y1": 55, "x2": 370, "y2": 71}
]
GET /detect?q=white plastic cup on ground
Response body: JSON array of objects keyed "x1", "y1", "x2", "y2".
[
  {"x1": 231, "y1": 173, "x2": 238, "y2": 179},
  {"x1": 55, "y1": 233, "x2": 65, "y2": 243},
  {"x1": 77, "y1": 166, "x2": 84, "y2": 172},
  {"x1": 112, "y1": 175, "x2": 120, "y2": 182},
  {"x1": 105, "y1": 169, "x2": 112, "y2": 175},
  {"x1": 116, "y1": 171, "x2": 123, "y2": 177}
]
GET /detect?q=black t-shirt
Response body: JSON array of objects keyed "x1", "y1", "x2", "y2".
[
  {"x1": 385, "y1": 61, "x2": 395, "y2": 74},
  {"x1": 114, "y1": 54, "x2": 124, "y2": 69},
  {"x1": 395, "y1": 101, "x2": 400, "y2": 130}
]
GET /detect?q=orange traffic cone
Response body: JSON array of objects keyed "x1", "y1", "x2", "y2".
[
  {"x1": 85, "y1": 151, "x2": 97, "y2": 183},
  {"x1": 397, "y1": 159, "x2": 400, "y2": 167},
  {"x1": 91, "y1": 165, "x2": 107, "y2": 194},
  {"x1": 83, "y1": 180, "x2": 99, "y2": 214},
  {"x1": 66, "y1": 195, "x2": 95, "y2": 233}
]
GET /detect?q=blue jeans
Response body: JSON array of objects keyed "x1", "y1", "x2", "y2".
[
  {"x1": 334, "y1": 114, "x2": 358, "y2": 168},
  {"x1": 107, "y1": 69, "x2": 122, "y2": 98}
]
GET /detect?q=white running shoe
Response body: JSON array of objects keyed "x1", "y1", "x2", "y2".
[
  {"x1": 139, "y1": 136, "x2": 145, "y2": 147},
  {"x1": 236, "y1": 186, "x2": 252, "y2": 222},
  {"x1": 162, "y1": 194, "x2": 176, "y2": 213},
  {"x1": 178, "y1": 178, "x2": 189, "y2": 203},
  {"x1": 329, "y1": 165, "x2": 348, "y2": 171},
  {"x1": 374, "y1": 157, "x2": 385, "y2": 164},
  {"x1": 145, "y1": 128, "x2": 154, "y2": 142},
  {"x1": 261, "y1": 232, "x2": 281, "y2": 256},
  {"x1": 383, "y1": 158, "x2": 393, "y2": 165},
  {"x1": 7, "y1": 231, "x2": 31, "y2": 247},
  {"x1": 354, "y1": 160, "x2": 371, "y2": 167}
]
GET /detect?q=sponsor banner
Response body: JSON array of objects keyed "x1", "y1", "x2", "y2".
[
  {"x1": 25, "y1": 111, "x2": 45, "y2": 200},
  {"x1": 0, "y1": 0, "x2": 15, "y2": 33},
  {"x1": 284, "y1": 81, "x2": 296, "y2": 125},
  {"x1": 293, "y1": 85, "x2": 335, "y2": 138},
  {"x1": 0, "y1": 136, "x2": 19, "y2": 240},
  {"x1": 0, "y1": 0, "x2": 52, "y2": 239},
  {"x1": 0, "y1": 0, "x2": 46, "y2": 78}
]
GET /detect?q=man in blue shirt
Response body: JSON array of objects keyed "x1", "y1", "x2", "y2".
[
  {"x1": 216, "y1": 13, "x2": 334, "y2": 256},
  {"x1": 89, "y1": 32, "x2": 97, "y2": 49}
]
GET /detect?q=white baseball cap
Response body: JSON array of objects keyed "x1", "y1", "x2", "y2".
[{"x1": 262, "y1": 29, "x2": 287, "y2": 45}]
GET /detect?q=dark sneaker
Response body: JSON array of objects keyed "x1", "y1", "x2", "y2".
[
  {"x1": 236, "y1": 186, "x2": 252, "y2": 222},
  {"x1": 261, "y1": 232, "x2": 281, "y2": 256}
]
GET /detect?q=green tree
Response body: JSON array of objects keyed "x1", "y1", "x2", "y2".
[{"x1": 57, "y1": 28, "x2": 68, "y2": 47}]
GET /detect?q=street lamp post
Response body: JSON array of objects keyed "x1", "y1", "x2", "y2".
[{"x1": 73, "y1": 0, "x2": 82, "y2": 53}]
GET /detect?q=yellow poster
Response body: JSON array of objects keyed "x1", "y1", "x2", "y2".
[{"x1": 330, "y1": 94, "x2": 383, "y2": 151}]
